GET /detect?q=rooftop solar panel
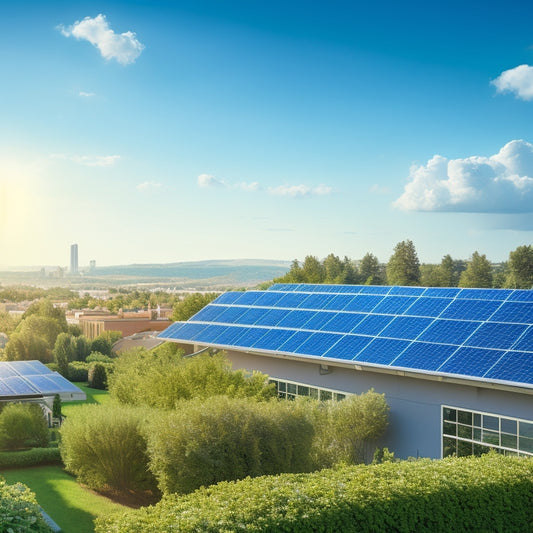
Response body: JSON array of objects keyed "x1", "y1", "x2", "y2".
[
  {"x1": 159, "y1": 284, "x2": 533, "y2": 389},
  {"x1": 3, "y1": 377, "x2": 38, "y2": 395}
]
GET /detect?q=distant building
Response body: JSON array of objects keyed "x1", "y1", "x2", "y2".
[
  {"x1": 89, "y1": 260, "x2": 96, "y2": 272},
  {"x1": 78, "y1": 313, "x2": 170, "y2": 339},
  {"x1": 70, "y1": 244, "x2": 78, "y2": 275}
]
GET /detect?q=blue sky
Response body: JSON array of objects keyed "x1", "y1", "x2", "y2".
[{"x1": 2, "y1": 0, "x2": 533, "y2": 267}]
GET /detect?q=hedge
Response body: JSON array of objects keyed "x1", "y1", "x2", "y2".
[
  {"x1": 0, "y1": 477, "x2": 53, "y2": 532},
  {"x1": 95, "y1": 453, "x2": 533, "y2": 533},
  {"x1": 0, "y1": 448, "x2": 62, "y2": 469}
]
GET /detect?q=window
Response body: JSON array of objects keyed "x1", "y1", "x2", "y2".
[
  {"x1": 442, "y1": 406, "x2": 533, "y2": 458},
  {"x1": 270, "y1": 378, "x2": 349, "y2": 402}
]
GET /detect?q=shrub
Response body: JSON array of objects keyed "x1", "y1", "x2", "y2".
[
  {"x1": 0, "y1": 447, "x2": 62, "y2": 469},
  {"x1": 146, "y1": 396, "x2": 314, "y2": 495},
  {"x1": 95, "y1": 454, "x2": 533, "y2": 533},
  {"x1": 86, "y1": 352, "x2": 114, "y2": 363},
  {"x1": 60, "y1": 404, "x2": 156, "y2": 494},
  {"x1": 0, "y1": 403, "x2": 49, "y2": 450},
  {"x1": 67, "y1": 361, "x2": 90, "y2": 382},
  {"x1": 0, "y1": 477, "x2": 53, "y2": 532},
  {"x1": 88, "y1": 362, "x2": 108, "y2": 389}
]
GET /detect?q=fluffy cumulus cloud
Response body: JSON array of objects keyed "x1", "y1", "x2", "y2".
[
  {"x1": 197, "y1": 174, "x2": 225, "y2": 188},
  {"x1": 60, "y1": 14, "x2": 144, "y2": 65},
  {"x1": 268, "y1": 184, "x2": 332, "y2": 197},
  {"x1": 394, "y1": 140, "x2": 533, "y2": 213},
  {"x1": 492, "y1": 65, "x2": 533, "y2": 101}
]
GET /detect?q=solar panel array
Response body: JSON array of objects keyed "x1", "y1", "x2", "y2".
[
  {"x1": 159, "y1": 284, "x2": 533, "y2": 388},
  {"x1": 0, "y1": 360, "x2": 84, "y2": 399}
]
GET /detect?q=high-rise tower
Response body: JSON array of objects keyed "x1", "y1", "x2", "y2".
[{"x1": 70, "y1": 244, "x2": 79, "y2": 275}]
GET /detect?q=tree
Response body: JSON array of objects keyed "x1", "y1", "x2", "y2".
[
  {"x1": 0, "y1": 403, "x2": 49, "y2": 450},
  {"x1": 386, "y1": 240, "x2": 421, "y2": 286},
  {"x1": 22, "y1": 298, "x2": 68, "y2": 331},
  {"x1": 340, "y1": 256, "x2": 358, "y2": 284},
  {"x1": 73, "y1": 335, "x2": 92, "y2": 361},
  {"x1": 301, "y1": 255, "x2": 325, "y2": 283},
  {"x1": 459, "y1": 252, "x2": 493, "y2": 288},
  {"x1": 52, "y1": 394, "x2": 62, "y2": 420},
  {"x1": 53, "y1": 333, "x2": 71, "y2": 376},
  {"x1": 359, "y1": 253, "x2": 383, "y2": 285},
  {"x1": 506, "y1": 245, "x2": 533, "y2": 289},
  {"x1": 90, "y1": 337, "x2": 112, "y2": 356},
  {"x1": 172, "y1": 293, "x2": 219, "y2": 322},
  {"x1": 323, "y1": 254, "x2": 344, "y2": 284},
  {"x1": 4, "y1": 330, "x2": 50, "y2": 362}
]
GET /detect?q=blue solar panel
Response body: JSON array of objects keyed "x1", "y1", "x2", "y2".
[
  {"x1": 320, "y1": 312, "x2": 366, "y2": 333},
  {"x1": 238, "y1": 307, "x2": 272, "y2": 326},
  {"x1": 45, "y1": 374, "x2": 83, "y2": 393},
  {"x1": 277, "y1": 310, "x2": 318, "y2": 329},
  {"x1": 356, "y1": 338, "x2": 411, "y2": 365},
  {"x1": 9, "y1": 361, "x2": 49, "y2": 375},
  {"x1": 507, "y1": 290, "x2": 533, "y2": 303},
  {"x1": 457, "y1": 288, "x2": 511, "y2": 301},
  {"x1": 418, "y1": 319, "x2": 480, "y2": 345},
  {"x1": 214, "y1": 292, "x2": 243, "y2": 305},
  {"x1": 379, "y1": 316, "x2": 433, "y2": 341},
  {"x1": 322, "y1": 294, "x2": 357, "y2": 311},
  {"x1": 323, "y1": 334, "x2": 372, "y2": 360},
  {"x1": 0, "y1": 365, "x2": 18, "y2": 379},
  {"x1": 440, "y1": 299, "x2": 501, "y2": 321},
  {"x1": 351, "y1": 314, "x2": 394, "y2": 335},
  {"x1": 214, "y1": 306, "x2": 249, "y2": 324},
  {"x1": 404, "y1": 297, "x2": 452, "y2": 318},
  {"x1": 232, "y1": 327, "x2": 269, "y2": 348},
  {"x1": 232, "y1": 292, "x2": 264, "y2": 305},
  {"x1": 274, "y1": 293, "x2": 311, "y2": 308},
  {"x1": 485, "y1": 351, "x2": 533, "y2": 384},
  {"x1": 253, "y1": 308, "x2": 289, "y2": 327},
  {"x1": 267, "y1": 283, "x2": 296, "y2": 292},
  {"x1": 466, "y1": 322, "x2": 529, "y2": 350},
  {"x1": 3, "y1": 377, "x2": 38, "y2": 395},
  {"x1": 25, "y1": 375, "x2": 60, "y2": 394},
  {"x1": 438, "y1": 347, "x2": 505, "y2": 377},
  {"x1": 513, "y1": 326, "x2": 533, "y2": 352},
  {"x1": 392, "y1": 342, "x2": 458, "y2": 371},
  {"x1": 162, "y1": 322, "x2": 208, "y2": 340},
  {"x1": 294, "y1": 332, "x2": 343, "y2": 356},
  {"x1": 254, "y1": 292, "x2": 286, "y2": 307},
  {"x1": 0, "y1": 381, "x2": 15, "y2": 395},
  {"x1": 489, "y1": 302, "x2": 533, "y2": 324},
  {"x1": 251, "y1": 328, "x2": 298, "y2": 351},
  {"x1": 389, "y1": 286, "x2": 425, "y2": 296},
  {"x1": 422, "y1": 287, "x2": 461, "y2": 298},
  {"x1": 358, "y1": 286, "x2": 390, "y2": 295},
  {"x1": 191, "y1": 305, "x2": 228, "y2": 322},
  {"x1": 343, "y1": 295, "x2": 384, "y2": 312},
  {"x1": 194, "y1": 325, "x2": 229, "y2": 343},
  {"x1": 277, "y1": 331, "x2": 313, "y2": 353},
  {"x1": 372, "y1": 296, "x2": 417, "y2": 315},
  {"x1": 304, "y1": 311, "x2": 341, "y2": 331},
  {"x1": 211, "y1": 326, "x2": 250, "y2": 346},
  {"x1": 299, "y1": 293, "x2": 336, "y2": 310}
]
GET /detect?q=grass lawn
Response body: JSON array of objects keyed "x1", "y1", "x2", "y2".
[
  {"x1": 61, "y1": 383, "x2": 111, "y2": 418},
  {"x1": 1, "y1": 465, "x2": 128, "y2": 533}
]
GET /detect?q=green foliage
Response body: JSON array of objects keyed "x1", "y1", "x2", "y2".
[
  {"x1": 386, "y1": 240, "x2": 421, "y2": 286},
  {"x1": 459, "y1": 251, "x2": 493, "y2": 288},
  {"x1": 73, "y1": 335, "x2": 92, "y2": 361},
  {"x1": 90, "y1": 336, "x2": 112, "y2": 357},
  {"x1": 22, "y1": 298, "x2": 68, "y2": 331},
  {"x1": 52, "y1": 394, "x2": 62, "y2": 419},
  {"x1": 53, "y1": 332, "x2": 71, "y2": 376},
  {"x1": 96, "y1": 454, "x2": 533, "y2": 533},
  {"x1": 171, "y1": 292, "x2": 219, "y2": 322},
  {"x1": 86, "y1": 352, "x2": 114, "y2": 363},
  {"x1": 506, "y1": 245, "x2": 533, "y2": 289},
  {"x1": 0, "y1": 311, "x2": 18, "y2": 336},
  {"x1": 4, "y1": 330, "x2": 50, "y2": 363},
  {"x1": 146, "y1": 396, "x2": 315, "y2": 495},
  {"x1": 0, "y1": 477, "x2": 53, "y2": 532},
  {"x1": 0, "y1": 403, "x2": 49, "y2": 450},
  {"x1": 0, "y1": 447, "x2": 62, "y2": 469},
  {"x1": 359, "y1": 252, "x2": 384, "y2": 284},
  {"x1": 88, "y1": 362, "x2": 108, "y2": 390},
  {"x1": 67, "y1": 361, "x2": 90, "y2": 382},
  {"x1": 108, "y1": 349, "x2": 275, "y2": 408},
  {"x1": 60, "y1": 404, "x2": 157, "y2": 494}
]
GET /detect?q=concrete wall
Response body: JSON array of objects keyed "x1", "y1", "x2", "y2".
[{"x1": 224, "y1": 349, "x2": 533, "y2": 459}]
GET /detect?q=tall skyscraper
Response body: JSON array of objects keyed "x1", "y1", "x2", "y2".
[{"x1": 70, "y1": 244, "x2": 79, "y2": 275}]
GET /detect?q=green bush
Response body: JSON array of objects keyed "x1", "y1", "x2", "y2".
[
  {"x1": 96, "y1": 454, "x2": 533, "y2": 533},
  {"x1": 146, "y1": 396, "x2": 314, "y2": 495},
  {"x1": 67, "y1": 361, "x2": 90, "y2": 382},
  {"x1": 88, "y1": 362, "x2": 108, "y2": 389},
  {"x1": 108, "y1": 349, "x2": 275, "y2": 408},
  {"x1": 60, "y1": 404, "x2": 157, "y2": 494},
  {"x1": 0, "y1": 403, "x2": 49, "y2": 450},
  {"x1": 0, "y1": 477, "x2": 53, "y2": 532},
  {"x1": 86, "y1": 351, "x2": 114, "y2": 363},
  {"x1": 0, "y1": 447, "x2": 62, "y2": 469}
]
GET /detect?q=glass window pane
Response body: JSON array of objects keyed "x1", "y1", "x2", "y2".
[
  {"x1": 443, "y1": 407, "x2": 456, "y2": 422},
  {"x1": 473, "y1": 413, "x2": 482, "y2": 427},
  {"x1": 278, "y1": 391, "x2": 286, "y2": 399},
  {"x1": 483, "y1": 415, "x2": 499, "y2": 431},
  {"x1": 457, "y1": 440, "x2": 473, "y2": 457},
  {"x1": 443, "y1": 421, "x2": 457, "y2": 436},
  {"x1": 501, "y1": 418, "x2": 517, "y2": 435},
  {"x1": 309, "y1": 388, "x2": 318, "y2": 399},
  {"x1": 482, "y1": 430, "x2": 500, "y2": 446},
  {"x1": 278, "y1": 381, "x2": 286, "y2": 392},
  {"x1": 298, "y1": 385, "x2": 309, "y2": 396},
  {"x1": 335, "y1": 393, "x2": 346, "y2": 401},
  {"x1": 458, "y1": 425, "x2": 472, "y2": 439},
  {"x1": 320, "y1": 390, "x2": 332, "y2": 401},
  {"x1": 519, "y1": 421, "x2": 533, "y2": 439},
  {"x1": 473, "y1": 428, "x2": 482, "y2": 441},
  {"x1": 458, "y1": 410, "x2": 472, "y2": 425},
  {"x1": 501, "y1": 433, "x2": 517, "y2": 449},
  {"x1": 519, "y1": 436, "x2": 533, "y2": 454},
  {"x1": 443, "y1": 436, "x2": 457, "y2": 457},
  {"x1": 473, "y1": 443, "x2": 491, "y2": 456},
  {"x1": 287, "y1": 383, "x2": 297, "y2": 395}
]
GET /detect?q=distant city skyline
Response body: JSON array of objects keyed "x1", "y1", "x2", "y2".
[{"x1": 2, "y1": 1, "x2": 533, "y2": 267}]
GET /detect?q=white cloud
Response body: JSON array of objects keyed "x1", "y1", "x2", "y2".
[
  {"x1": 51, "y1": 154, "x2": 120, "y2": 167},
  {"x1": 136, "y1": 181, "x2": 162, "y2": 192},
  {"x1": 60, "y1": 14, "x2": 144, "y2": 65},
  {"x1": 234, "y1": 181, "x2": 260, "y2": 191},
  {"x1": 268, "y1": 184, "x2": 332, "y2": 197},
  {"x1": 198, "y1": 174, "x2": 225, "y2": 188},
  {"x1": 394, "y1": 140, "x2": 533, "y2": 213},
  {"x1": 492, "y1": 65, "x2": 533, "y2": 101},
  {"x1": 79, "y1": 91, "x2": 95, "y2": 97}
]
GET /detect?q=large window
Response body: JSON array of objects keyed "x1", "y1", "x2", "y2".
[
  {"x1": 269, "y1": 378, "x2": 347, "y2": 402},
  {"x1": 442, "y1": 406, "x2": 533, "y2": 458}
]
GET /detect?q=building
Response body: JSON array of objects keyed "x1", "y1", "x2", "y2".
[
  {"x1": 79, "y1": 313, "x2": 170, "y2": 339},
  {"x1": 159, "y1": 283, "x2": 533, "y2": 460},
  {"x1": 89, "y1": 260, "x2": 96, "y2": 272},
  {"x1": 70, "y1": 244, "x2": 78, "y2": 275}
]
